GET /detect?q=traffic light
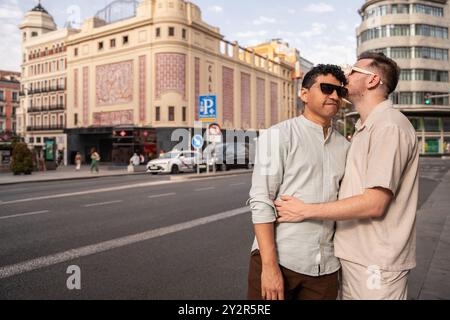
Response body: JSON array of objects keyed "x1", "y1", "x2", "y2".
[{"x1": 425, "y1": 94, "x2": 431, "y2": 105}]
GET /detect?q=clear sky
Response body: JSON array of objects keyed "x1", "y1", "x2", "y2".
[{"x1": 0, "y1": 0, "x2": 364, "y2": 72}]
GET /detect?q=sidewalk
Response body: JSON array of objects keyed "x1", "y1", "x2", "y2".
[
  {"x1": 409, "y1": 170, "x2": 450, "y2": 300},
  {"x1": 0, "y1": 165, "x2": 148, "y2": 185},
  {"x1": 0, "y1": 165, "x2": 254, "y2": 186}
]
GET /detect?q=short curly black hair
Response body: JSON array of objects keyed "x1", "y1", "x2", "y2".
[{"x1": 302, "y1": 64, "x2": 347, "y2": 89}]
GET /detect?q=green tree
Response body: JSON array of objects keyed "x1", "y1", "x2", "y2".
[{"x1": 11, "y1": 142, "x2": 33, "y2": 175}]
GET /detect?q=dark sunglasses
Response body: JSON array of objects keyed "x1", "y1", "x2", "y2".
[{"x1": 319, "y1": 83, "x2": 348, "y2": 99}]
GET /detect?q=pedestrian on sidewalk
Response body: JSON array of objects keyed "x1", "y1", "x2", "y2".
[
  {"x1": 90, "y1": 148, "x2": 100, "y2": 173},
  {"x1": 275, "y1": 52, "x2": 419, "y2": 300},
  {"x1": 130, "y1": 153, "x2": 140, "y2": 167},
  {"x1": 247, "y1": 65, "x2": 350, "y2": 301},
  {"x1": 75, "y1": 152, "x2": 82, "y2": 171}
]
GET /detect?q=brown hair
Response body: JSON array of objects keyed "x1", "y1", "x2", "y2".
[{"x1": 358, "y1": 52, "x2": 400, "y2": 95}]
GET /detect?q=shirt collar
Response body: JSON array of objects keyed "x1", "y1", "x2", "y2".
[
  {"x1": 299, "y1": 115, "x2": 334, "y2": 141},
  {"x1": 355, "y1": 100, "x2": 393, "y2": 132}
]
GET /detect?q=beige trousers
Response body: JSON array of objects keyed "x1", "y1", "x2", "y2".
[{"x1": 339, "y1": 259, "x2": 409, "y2": 300}]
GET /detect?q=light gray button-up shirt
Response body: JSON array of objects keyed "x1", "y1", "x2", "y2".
[{"x1": 248, "y1": 115, "x2": 350, "y2": 276}]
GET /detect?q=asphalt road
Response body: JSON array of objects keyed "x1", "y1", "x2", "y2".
[{"x1": 0, "y1": 158, "x2": 448, "y2": 300}]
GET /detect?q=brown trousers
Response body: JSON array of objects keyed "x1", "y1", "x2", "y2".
[{"x1": 248, "y1": 251, "x2": 339, "y2": 300}]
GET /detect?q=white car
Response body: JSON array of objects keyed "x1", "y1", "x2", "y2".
[{"x1": 146, "y1": 151, "x2": 204, "y2": 175}]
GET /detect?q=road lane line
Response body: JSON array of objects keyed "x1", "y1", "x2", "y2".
[
  {"x1": 230, "y1": 183, "x2": 246, "y2": 187},
  {"x1": 0, "y1": 210, "x2": 50, "y2": 221},
  {"x1": 83, "y1": 200, "x2": 123, "y2": 208},
  {"x1": 148, "y1": 193, "x2": 176, "y2": 199},
  {"x1": 0, "y1": 181, "x2": 174, "y2": 205},
  {"x1": 0, "y1": 173, "x2": 252, "y2": 205},
  {"x1": 0, "y1": 207, "x2": 250, "y2": 280},
  {"x1": 195, "y1": 187, "x2": 216, "y2": 192}
]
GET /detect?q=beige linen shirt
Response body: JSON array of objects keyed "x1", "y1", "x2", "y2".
[
  {"x1": 335, "y1": 100, "x2": 420, "y2": 272},
  {"x1": 249, "y1": 116, "x2": 350, "y2": 276}
]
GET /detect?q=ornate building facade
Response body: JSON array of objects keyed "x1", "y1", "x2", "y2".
[{"x1": 20, "y1": 0, "x2": 300, "y2": 164}]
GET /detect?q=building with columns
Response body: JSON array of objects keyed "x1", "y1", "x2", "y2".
[
  {"x1": 20, "y1": 0, "x2": 301, "y2": 164},
  {"x1": 357, "y1": 0, "x2": 450, "y2": 155}
]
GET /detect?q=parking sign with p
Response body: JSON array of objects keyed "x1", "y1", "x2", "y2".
[{"x1": 199, "y1": 95, "x2": 217, "y2": 123}]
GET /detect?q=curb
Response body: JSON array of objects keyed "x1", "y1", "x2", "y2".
[
  {"x1": 170, "y1": 170, "x2": 253, "y2": 181},
  {"x1": 0, "y1": 171, "x2": 150, "y2": 186}
]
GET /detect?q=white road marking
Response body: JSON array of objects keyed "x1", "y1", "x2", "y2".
[
  {"x1": 0, "y1": 173, "x2": 251, "y2": 206},
  {"x1": 195, "y1": 187, "x2": 216, "y2": 192},
  {"x1": 0, "y1": 207, "x2": 250, "y2": 279},
  {"x1": 148, "y1": 193, "x2": 176, "y2": 199},
  {"x1": 83, "y1": 200, "x2": 123, "y2": 208},
  {"x1": 230, "y1": 183, "x2": 246, "y2": 187},
  {"x1": 0, "y1": 210, "x2": 50, "y2": 221},
  {"x1": 0, "y1": 181, "x2": 174, "y2": 205}
]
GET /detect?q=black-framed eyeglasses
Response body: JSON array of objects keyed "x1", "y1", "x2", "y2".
[{"x1": 319, "y1": 83, "x2": 348, "y2": 99}]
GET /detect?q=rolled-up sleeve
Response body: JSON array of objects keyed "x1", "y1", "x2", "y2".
[
  {"x1": 248, "y1": 127, "x2": 287, "y2": 224},
  {"x1": 364, "y1": 125, "x2": 411, "y2": 196}
]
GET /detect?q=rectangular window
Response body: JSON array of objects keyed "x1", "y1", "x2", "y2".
[
  {"x1": 424, "y1": 118, "x2": 441, "y2": 132},
  {"x1": 169, "y1": 106, "x2": 175, "y2": 121},
  {"x1": 169, "y1": 27, "x2": 175, "y2": 37},
  {"x1": 415, "y1": 47, "x2": 449, "y2": 61},
  {"x1": 413, "y1": 4, "x2": 444, "y2": 17},
  {"x1": 12, "y1": 92, "x2": 18, "y2": 101},
  {"x1": 400, "y1": 70, "x2": 412, "y2": 81},
  {"x1": 389, "y1": 25, "x2": 410, "y2": 37},
  {"x1": 155, "y1": 107, "x2": 161, "y2": 121},
  {"x1": 156, "y1": 28, "x2": 161, "y2": 37},
  {"x1": 0, "y1": 91, "x2": 4, "y2": 101},
  {"x1": 110, "y1": 39, "x2": 116, "y2": 48},
  {"x1": 182, "y1": 29, "x2": 187, "y2": 39},
  {"x1": 182, "y1": 107, "x2": 187, "y2": 122},
  {"x1": 123, "y1": 35, "x2": 129, "y2": 45},
  {"x1": 98, "y1": 42, "x2": 104, "y2": 50},
  {"x1": 443, "y1": 118, "x2": 450, "y2": 132},
  {"x1": 415, "y1": 25, "x2": 448, "y2": 39},
  {"x1": 391, "y1": 47, "x2": 411, "y2": 59},
  {"x1": 74, "y1": 113, "x2": 78, "y2": 126}
]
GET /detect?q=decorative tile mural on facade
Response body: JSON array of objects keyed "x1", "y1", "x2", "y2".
[
  {"x1": 96, "y1": 60, "x2": 133, "y2": 106},
  {"x1": 139, "y1": 56, "x2": 146, "y2": 122},
  {"x1": 222, "y1": 66, "x2": 234, "y2": 127},
  {"x1": 156, "y1": 53, "x2": 186, "y2": 100},
  {"x1": 241, "y1": 72, "x2": 251, "y2": 129},
  {"x1": 195, "y1": 57, "x2": 200, "y2": 121},
  {"x1": 257, "y1": 78, "x2": 266, "y2": 129},
  {"x1": 93, "y1": 110, "x2": 134, "y2": 126},
  {"x1": 83, "y1": 66, "x2": 89, "y2": 125},
  {"x1": 74, "y1": 69, "x2": 78, "y2": 109},
  {"x1": 271, "y1": 82, "x2": 278, "y2": 125}
]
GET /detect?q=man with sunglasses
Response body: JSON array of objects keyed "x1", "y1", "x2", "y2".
[
  {"x1": 275, "y1": 52, "x2": 419, "y2": 300},
  {"x1": 247, "y1": 65, "x2": 350, "y2": 300}
]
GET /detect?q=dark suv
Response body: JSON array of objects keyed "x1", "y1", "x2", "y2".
[{"x1": 203, "y1": 142, "x2": 255, "y2": 171}]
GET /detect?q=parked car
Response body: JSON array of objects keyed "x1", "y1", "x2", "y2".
[
  {"x1": 146, "y1": 151, "x2": 203, "y2": 175},
  {"x1": 202, "y1": 142, "x2": 255, "y2": 172}
]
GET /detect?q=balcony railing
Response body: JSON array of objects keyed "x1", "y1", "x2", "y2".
[
  {"x1": 26, "y1": 125, "x2": 65, "y2": 132},
  {"x1": 49, "y1": 104, "x2": 65, "y2": 111},
  {"x1": 27, "y1": 85, "x2": 65, "y2": 95},
  {"x1": 27, "y1": 104, "x2": 65, "y2": 113}
]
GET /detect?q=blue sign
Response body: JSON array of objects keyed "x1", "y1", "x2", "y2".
[
  {"x1": 199, "y1": 95, "x2": 217, "y2": 122},
  {"x1": 192, "y1": 134, "x2": 204, "y2": 149}
]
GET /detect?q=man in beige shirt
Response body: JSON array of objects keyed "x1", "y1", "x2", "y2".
[{"x1": 275, "y1": 52, "x2": 419, "y2": 300}]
